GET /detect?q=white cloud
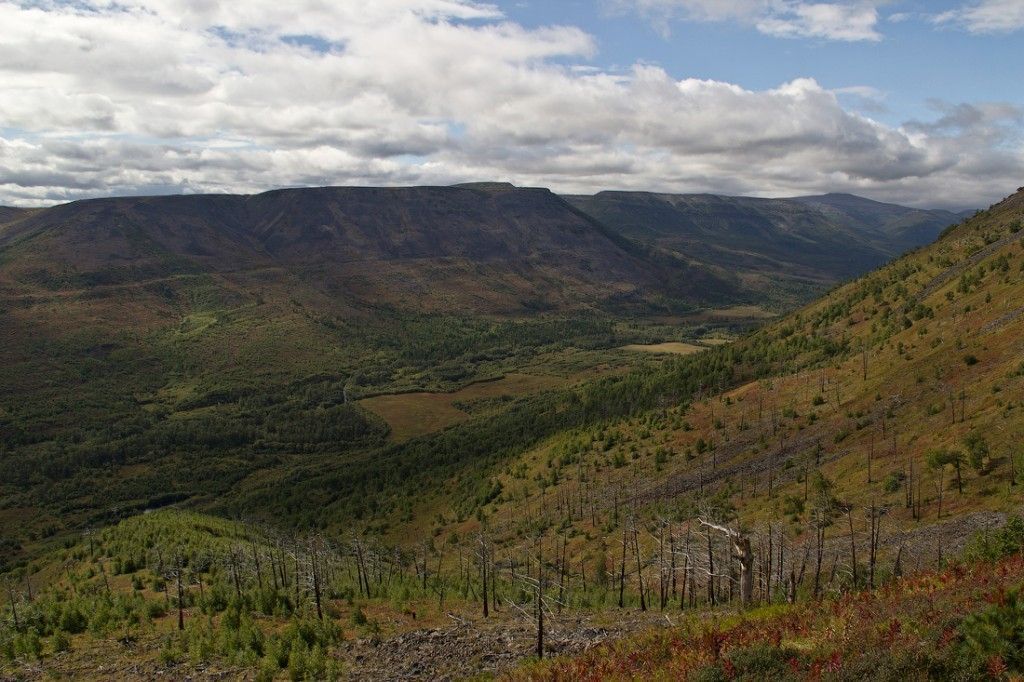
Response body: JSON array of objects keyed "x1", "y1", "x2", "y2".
[
  {"x1": 0, "y1": 0, "x2": 1020, "y2": 209},
  {"x1": 757, "y1": 3, "x2": 882, "y2": 41},
  {"x1": 935, "y1": 0, "x2": 1024, "y2": 33},
  {"x1": 611, "y1": 0, "x2": 883, "y2": 41}
]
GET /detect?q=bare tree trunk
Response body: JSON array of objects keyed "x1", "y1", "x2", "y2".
[
  {"x1": 311, "y1": 540, "x2": 323, "y2": 620},
  {"x1": 706, "y1": 527, "x2": 715, "y2": 606},
  {"x1": 536, "y1": 539, "x2": 544, "y2": 660},
  {"x1": 847, "y1": 508, "x2": 858, "y2": 589},
  {"x1": 176, "y1": 556, "x2": 185, "y2": 631},
  {"x1": 252, "y1": 541, "x2": 263, "y2": 591},
  {"x1": 669, "y1": 527, "x2": 676, "y2": 605},
  {"x1": 6, "y1": 583, "x2": 20, "y2": 630},
  {"x1": 813, "y1": 526, "x2": 824, "y2": 598},
  {"x1": 479, "y1": 534, "x2": 489, "y2": 618},
  {"x1": 633, "y1": 521, "x2": 647, "y2": 612},
  {"x1": 868, "y1": 504, "x2": 882, "y2": 590}
]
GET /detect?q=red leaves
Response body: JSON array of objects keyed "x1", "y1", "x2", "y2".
[
  {"x1": 523, "y1": 553, "x2": 1024, "y2": 682},
  {"x1": 986, "y1": 655, "x2": 1008, "y2": 679},
  {"x1": 937, "y1": 626, "x2": 959, "y2": 650},
  {"x1": 888, "y1": 618, "x2": 902, "y2": 640}
]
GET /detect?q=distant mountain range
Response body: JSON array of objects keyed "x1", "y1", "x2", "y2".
[
  {"x1": 0, "y1": 185, "x2": 968, "y2": 315},
  {"x1": 565, "y1": 191, "x2": 970, "y2": 297}
]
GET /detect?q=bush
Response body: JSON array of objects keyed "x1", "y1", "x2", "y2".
[
  {"x1": 964, "y1": 516, "x2": 1024, "y2": 563},
  {"x1": 964, "y1": 432, "x2": 990, "y2": 474},
  {"x1": 960, "y1": 589, "x2": 1024, "y2": 672},
  {"x1": 883, "y1": 471, "x2": 903, "y2": 493},
  {"x1": 51, "y1": 630, "x2": 71, "y2": 654},
  {"x1": 58, "y1": 604, "x2": 88, "y2": 634},
  {"x1": 725, "y1": 644, "x2": 804, "y2": 679},
  {"x1": 14, "y1": 631, "x2": 43, "y2": 660}
]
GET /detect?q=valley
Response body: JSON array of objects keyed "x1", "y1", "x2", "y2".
[{"x1": 5, "y1": 183, "x2": 1024, "y2": 681}]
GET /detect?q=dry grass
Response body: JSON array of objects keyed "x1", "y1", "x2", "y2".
[
  {"x1": 360, "y1": 373, "x2": 565, "y2": 442},
  {"x1": 621, "y1": 342, "x2": 706, "y2": 355}
]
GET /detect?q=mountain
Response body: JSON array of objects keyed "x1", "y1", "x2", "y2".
[
  {"x1": 566, "y1": 191, "x2": 964, "y2": 301},
  {"x1": 0, "y1": 183, "x2": 749, "y2": 550},
  {"x1": 0, "y1": 185, "x2": 737, "y2": 315},
  {"x1": 0, "y1": 205, "x2": 26, "y2": 222},
  {"x1": 791, "y1": 192, "x2": 973, "y2": 252}
]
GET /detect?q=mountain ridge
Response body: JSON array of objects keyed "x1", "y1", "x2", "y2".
[
  {"x1": 564, "y1": 190, "x2": 965, "y2": 305},
  {"x1": 0, "y1": 185, "x2": 742, "y2": 315}
]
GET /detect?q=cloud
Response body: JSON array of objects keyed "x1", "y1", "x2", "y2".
[
  {"x1": 934, "y1": 0, "x2": 1024, "y2": 33},
  {"x1": 756, "y1": 3, "x2": 882, "y2": 41},
  {"x1": 0, "y1": 0, "x2": 1020, "y2": 209},
  {"x1": 610, "y1": 1, "x2": 883, "y2": 41}
]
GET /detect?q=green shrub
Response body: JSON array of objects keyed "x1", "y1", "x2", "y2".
[
  {"x1": 14, "y1": 631, "x2": 43, "y2": 660},
  {"x1": 964, "y1": 516, "x2": 1024, "y2": 563},
  {"x1": 725, "y1": 643, "x2": 803, "y2": 680},
  {"x1": 960, "y1": 589, "x2": 1024, "y2": 672},
  {"x1": 58, "y1": 604, "x2": 88, "y2": 634},
  {"x1": 883, "y1": 471, "x2": 903, "y2": 493},
  {"x1": 51, "y1": 630, "x2": 71, "y2": 654},
  {"x1": 964, "y1": 432, "x2": 990, "y2": 474}
]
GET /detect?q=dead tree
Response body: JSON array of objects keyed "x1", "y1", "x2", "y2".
[
  {"x1": 867, "y1": 504, "x2": 884, "y2": 589},
  {"x1": 846, "y1": 506, "x2": 858, "y2": 589},
  {"x1": 698, "y1": 517, "x2": 754, "y2": 606},
  {"x1": 4, "y1": 579, "x2": 20, "y2": 630},
  {"x1": 307, "y1": 536, "x2": 324, "y2": 620},
  {"x1": 632, "y1": 517, "x2": 647, "y2": 612},
  {"x1": 536, "y1": 536, "x2": 545, "y2": 659},
  {"x1": 477, "y1": 532, "x2": 490, "y2": 618},
  {"x1": 618, "y1": 523, "x2": 628, "y2": 608}
]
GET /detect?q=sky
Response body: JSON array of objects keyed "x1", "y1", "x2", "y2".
[{"x1": 0, "y1": 1, "x2": 1021, "y2": 209}]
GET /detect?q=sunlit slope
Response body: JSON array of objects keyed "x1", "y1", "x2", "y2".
[{"x1": 429, "y1": 188, "x2": 1024, "y2": 557}]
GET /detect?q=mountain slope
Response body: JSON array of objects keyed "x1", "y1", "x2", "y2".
[
  {"x1": 0, "y1": 185, "x2": 737, "y2": 315},
  {"x1": 0, "y1": 207, "x2": 28, "y2": 225},
  {"x1": 0, "y1": 184, "x2": 753, "y2": 553},
  {"x1": 792, "y1": 191, "x2": 971, "y2": 252},
  {"x1": 403, "y1": 186, "x2": 1024, "y2": 573},
  {"x1": 566, "y1": 191, "x2": 963, "y2": 303}
]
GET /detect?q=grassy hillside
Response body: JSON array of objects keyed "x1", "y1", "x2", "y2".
[{"x1": 409, "y1": 187, "x2": 1024, "y2": 572}]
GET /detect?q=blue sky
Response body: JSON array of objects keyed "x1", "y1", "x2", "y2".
[
  {"x1": 496, "y1": 0, "x2": 1022, "y2": 127},
  {"x1": 0, "y1": 0, "x2": 1021, "y2": 208}
]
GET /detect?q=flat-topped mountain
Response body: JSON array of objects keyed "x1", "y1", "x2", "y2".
[{"x1": 0, "y1": 185, "x2": 736, "y2": 314}]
